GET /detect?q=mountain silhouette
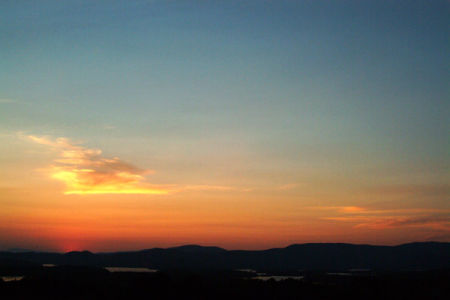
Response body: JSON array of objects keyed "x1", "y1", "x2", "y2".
[{"x1": 1, "y1": 242, "x2": 448, "y2": 271}]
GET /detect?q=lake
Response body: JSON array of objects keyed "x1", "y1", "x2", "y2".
[
  {"x1": 1, "y1": 276, "x2": 24, "y2": 282},
  {"x1": 105, "y1": 267, "x2": 158, "y2": 273},
  {"x1": 252, "y1": 276, "x2": 304, "y2": 281}
]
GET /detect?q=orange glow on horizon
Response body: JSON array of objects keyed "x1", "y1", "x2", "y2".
[{"x1": 0, "y1": 133, "x2": 447, "y2": 252}]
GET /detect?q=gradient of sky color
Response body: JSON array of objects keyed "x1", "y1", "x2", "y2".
[{"x1": 0, "y1": 0, "x2": 449, "y2": 252}]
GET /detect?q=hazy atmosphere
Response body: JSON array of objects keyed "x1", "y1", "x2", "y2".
[{"x1": 0, "y1": 0, "x2": 449, "y2": 252}]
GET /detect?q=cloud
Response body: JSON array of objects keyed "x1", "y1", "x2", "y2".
[
  {"x1": 313, "y1": 206, "x2": 446, "y2": 215},
  {"x1": 26, "y1": 134, "x2": 240, "y2": 195},
  {"x1": 28, "y1": 135, "x2": 171, "y2": 195},
  {"x1": 316, "y1": 205, "x2": 450, "y2": 232},
  {"x1": 309, "y1": 206, "x2": 367, "y2": 213},
  {"x1": 354, "y1": 214, "x2": 450, "y2": 230}
]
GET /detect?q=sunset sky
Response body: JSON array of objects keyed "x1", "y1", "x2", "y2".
[{"x1": 0, "y1": 0, "x2": 449, "y2": 252}]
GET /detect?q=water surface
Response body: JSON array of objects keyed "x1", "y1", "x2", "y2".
[
  {"x1": 2, "y1": 276, "x2": 24, "y2": 282},
  {"x1": 252, "y1": 276, "x2": 304, "y2": 281},
  {"x1": 105, "y1": 267, "x2": 158, "y2": 273}
]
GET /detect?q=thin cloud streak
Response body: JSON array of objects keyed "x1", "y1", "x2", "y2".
[
  {"x1": 308, "y1": 206, "x2": 367, "y2": 213},
  {"x1": 317, "y1": 206, "x2": 450, "y2": 232},
  {"x1": 354, "y1": 214, "x2": 450, "y2": 230}
]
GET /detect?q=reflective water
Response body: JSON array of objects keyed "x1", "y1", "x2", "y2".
[
  {"x1": 235, "y1": 269, "x2": 257, "y2": 273},
  {"x1": 105, "y1": 267, "x2": 158, "y2": 273},
  {"x1": 327, "y1": 272, "x2": 352, "y2": 276},
  {"x1": 42, "y1": 264, "x2": 56, "y2": 267},
  {"x1": 2, "y1": 276, "x2": 24, "y2": 282},
  {"x1": 252, "y1": 276, "x2": 304, "y2": 281}
]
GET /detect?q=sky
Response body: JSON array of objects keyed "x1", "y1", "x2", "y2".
[{"x1": 0, "y1": 0, "x2": 449, "y2": 252}]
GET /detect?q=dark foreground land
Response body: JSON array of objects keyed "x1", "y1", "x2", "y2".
[
  {"x1": 0, "y1": 267, "x2": 449, "y2": 300},
  {"x1": 1, "y1": 242, "x2": 449, "y2": 299}
]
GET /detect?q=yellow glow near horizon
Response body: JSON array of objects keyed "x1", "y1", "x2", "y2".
[
  {"x1": 0, "y1": 133, "x2": 446, "y2": 252},
  {"x1": 63, "y1": 189, "x2": 169, "y2": 195},
  {"x1": 29, "y1": 135, "x2": 172, "y2": 195},
  {"x1": 52, "y1": 169, "x2": 169, "y2": 195}
]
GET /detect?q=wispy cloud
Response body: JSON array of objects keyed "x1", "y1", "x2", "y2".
[
  {"x1": 25, "y1": 134, "x2": 240, "y2": 195},
  {"x1": 27, "y1": 135, "x2": 171, "y2": 195},
  {"x1": 309, "y1": 206, "x2": 367, "y2": 213},
  {"x1": 317, "y1": 205, "x2": 450, "y2": 232},
  {"x1": 354, "y1": 214, "x2": 450, "y2": 230}
]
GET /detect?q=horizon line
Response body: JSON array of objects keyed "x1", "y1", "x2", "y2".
[{"x1": 3, "y1": 240, "x2": 448, "y2": 254}]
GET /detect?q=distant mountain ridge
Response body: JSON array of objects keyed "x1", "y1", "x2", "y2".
[{"x1": 1, "y1": 242, "x2": 448, "y2": 271}]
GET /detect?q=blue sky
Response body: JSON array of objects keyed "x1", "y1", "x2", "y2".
[{"x1": 1, "y1": 0, "x2": 448, "y2": 188}]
